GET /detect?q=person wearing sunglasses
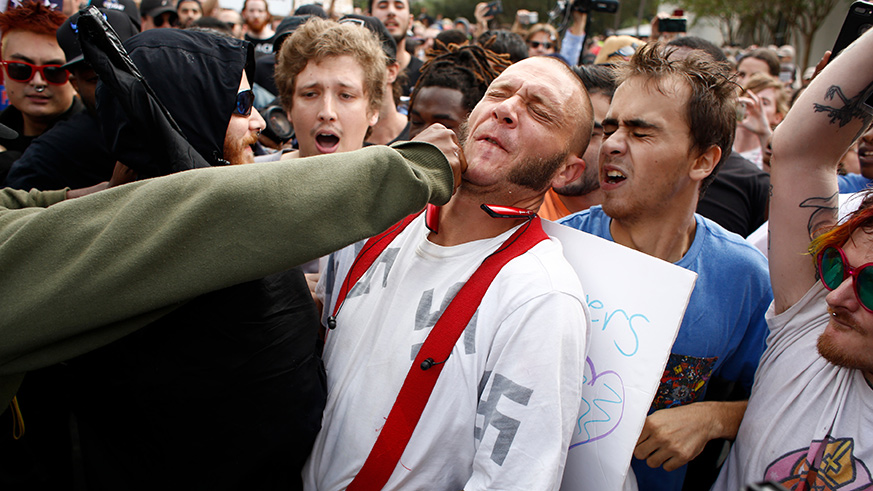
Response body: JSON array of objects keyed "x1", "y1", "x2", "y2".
[
  {"x1": 34, "y1": 27, "x2": 303, "y2": 490},
  {"x1": 4, "y1": 8, "x2": 140, "y2": 192},
  {"x1": 139, "y1": 0, "x2": 178, "y2": 30},
  {"x1": 216, "y1": 8, "x2": 245, "y2": 39},
  {"x1": 525, "y1": 23, "x2": 559, "y2": 58},
  {"x1": 713, "y1": 26, "x2": 873, "y2": 491},
  {"x1": 0, "y1": 1, "x2": 82, "y2": 183}
]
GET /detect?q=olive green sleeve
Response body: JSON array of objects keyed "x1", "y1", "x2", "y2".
[
  {"x1": 0, "y1": 188, "x2": 68, "y2": 209},
  {"x1": 0, "y1": 141, "x2": 452, "y2": 376}
]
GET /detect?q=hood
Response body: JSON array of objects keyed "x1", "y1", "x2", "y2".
[{"x1": 94, "y1": 27, "x2": 255, "y2": 177}]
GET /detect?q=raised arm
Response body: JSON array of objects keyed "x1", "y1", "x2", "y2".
[
  {"x1": 769, "y1": 29, "x2": 873, "y2": 314},
  {"x1": 0, "y1": 140, "x2": 457, "y2": 374}
]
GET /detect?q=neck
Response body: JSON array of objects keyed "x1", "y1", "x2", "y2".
[
  {"x1": 428, "y1": 189, "x2": 543, "y2": 247},
  {"x1": 22, "y1": 114, "x2": 52, "y2": 138},
  {"x1": 248, "y1": 25, "x2": 272, "y2": 38},
  {"x1": 557, "y1": 189, "x2": 604, "y2": 215},
  {"x1": 609, "y1": 208, "x2": 698, "y2": 263},
  {"x1": 733, "y1": 127, "x2": 761, "y2": 153},
  {"x1": 396, "y1": 40, "x2": 411, "y2": 70},
  {"x1": 368, "y1": 101, "x2": 408, "y2": 145}
]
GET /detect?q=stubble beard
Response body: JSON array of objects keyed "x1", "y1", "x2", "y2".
[
  {"x1": 458, "y1": 119, "x2": 566, "y2": 193},
  {"x1": 817, "y1": 312, "x2": 873, "y2": 372},
  {"x1": 508, "y1": 152, "x2": 567, "y2": 192},
  {"x1": 554, "y1": 170, "x2": 599, "y2": 196}
]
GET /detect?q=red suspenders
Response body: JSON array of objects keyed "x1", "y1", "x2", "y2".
[{"x1": 330, "y1": 213, "x2": 549, "y2": 490}]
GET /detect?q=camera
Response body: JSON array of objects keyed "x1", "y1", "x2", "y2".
[
  {"x1": 259, "y1": 105, "x2": 294, "y2": 146},
  {"x1": 572, "y1": 0, "x2": 619, "y2": 14},
  {"x1": 830, "y1": 1, "x2": 873, "y2": 107},
  {"x1": 484, "y1": 0, "x2": 503, "y2": 17},
  {"x1": 518, "y1": 11, "x2": 538, "y2": 24},
  {"x1": 658, "y1": 17, "x2": 687, "y2": 32},
  {"x1": 658, "y1": 9, "x2": 687, "y2": 33},
  {"x1": 549, "y1": 0, "x2": 618, "y2": 37}
]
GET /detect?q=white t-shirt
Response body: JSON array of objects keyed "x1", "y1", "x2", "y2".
[
  {"x1": 305, "y1": 216, "x2": 588, "y2": 491},
  {"x1": 714, "y1": 283, "x2": 873, "y2": 490}
]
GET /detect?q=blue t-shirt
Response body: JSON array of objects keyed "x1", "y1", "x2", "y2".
[
  {"x1": 837, "y1": 173, "x2": 872, "y2": 194},
  {"x1": 559, "y1": 206, "x2": 772, "y2": 491}
]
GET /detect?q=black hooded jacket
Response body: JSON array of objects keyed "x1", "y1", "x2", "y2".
[
  {"x1": 95, "y1": 28, "x2": 255, "y2": 177},
  {"x1": 61, "y1": 25, "x2": 323, "y2": 491}
]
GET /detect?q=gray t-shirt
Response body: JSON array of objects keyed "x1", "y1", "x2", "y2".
[{"x1": 714, "y1": 283, "x2": 873, "y2": 490}]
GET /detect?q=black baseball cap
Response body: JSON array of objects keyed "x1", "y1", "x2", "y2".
[
  {"x1": 58, "y1": 8, "x2": 141, "y2": 69},
  {"x1": 140, "y1": 0, "x2": 177, "y2": 20},
  {"x1": 339, "y1": 14, "x2": 397, "y2": 63},
  {"x1": 88, "y1": 0, "x2": 141, "y2": 29},
  {"x1": 272, "y1": 15, "x2": 311, "y2": 54}
]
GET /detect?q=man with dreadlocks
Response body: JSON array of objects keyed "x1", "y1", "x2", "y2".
[
  {"x1": 713, "y1": 28, "x2": 873, "y2": 491},
  {"x1": 408, "y1": 42, "x2": 510, "y2": 140}
]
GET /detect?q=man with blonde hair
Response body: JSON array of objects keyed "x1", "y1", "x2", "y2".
[
  {"x1": 734, "y1": 72, "x2": 790, "y2": 169},
  {"x1": 275, "y1": 17, "x2": 385, "y2": 158}
]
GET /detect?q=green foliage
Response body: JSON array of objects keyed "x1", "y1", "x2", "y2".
[{"x1": 676, "y1": 0, "x2": 847, "y2": 57}]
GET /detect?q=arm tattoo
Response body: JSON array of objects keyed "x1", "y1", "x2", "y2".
[
  {"x1": 800, "y1": 192, "x2": 839, "y2": 240},
  {"x1": 813, "y1": 81, "x2": 873, "y2": 141}
]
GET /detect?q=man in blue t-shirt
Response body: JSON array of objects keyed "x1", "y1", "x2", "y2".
[{"x1": 560, "y1": 43, "x2": 772, "y2": 491}]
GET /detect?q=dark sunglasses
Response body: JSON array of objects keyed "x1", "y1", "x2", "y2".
[
  {"x1": 817, "y1": 245, "x2": 873, "y2": 312},
  {"x1": 1, "y1": 60, "x2": 69, "y2": 85},
  {"x1": 153, "y1": 13, "x2": 178, "y2": 27},
  {"x1": 528, "y1": 41, "x2": 553, "y2": 50},
  {"x1": 234, "y1": 90, "x2": 256, "y2": 117}
]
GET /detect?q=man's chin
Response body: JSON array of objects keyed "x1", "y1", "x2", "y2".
[
  {"x1": 225, "y1": 140, "x2": 258, "y2": 165},
  {"x1": 817, "y1": 325, "x2": 867, "y2": 370}
]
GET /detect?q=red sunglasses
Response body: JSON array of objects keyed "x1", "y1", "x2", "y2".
[
  {"x1": 1, "y1": 60, "x2": 69, "y2": 85},
  {"x1": 817, "y1": 245, "x2": 873, "y2": 312}
]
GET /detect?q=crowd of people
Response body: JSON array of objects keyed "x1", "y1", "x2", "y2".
[{"x1": 0, "y1": 0, "x2": 871, "y2": 490}]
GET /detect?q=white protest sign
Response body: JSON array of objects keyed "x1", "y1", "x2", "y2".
[{"x1": 542, "y1": 221, "x2": 697, "y2": 490}]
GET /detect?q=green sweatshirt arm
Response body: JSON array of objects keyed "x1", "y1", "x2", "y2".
[
  {"x1": 0, "y1": 142, "x2": 452, "y2": 373},
  {"x1": 0, "y1": 188, "x2": 68, "y2": 209}
]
